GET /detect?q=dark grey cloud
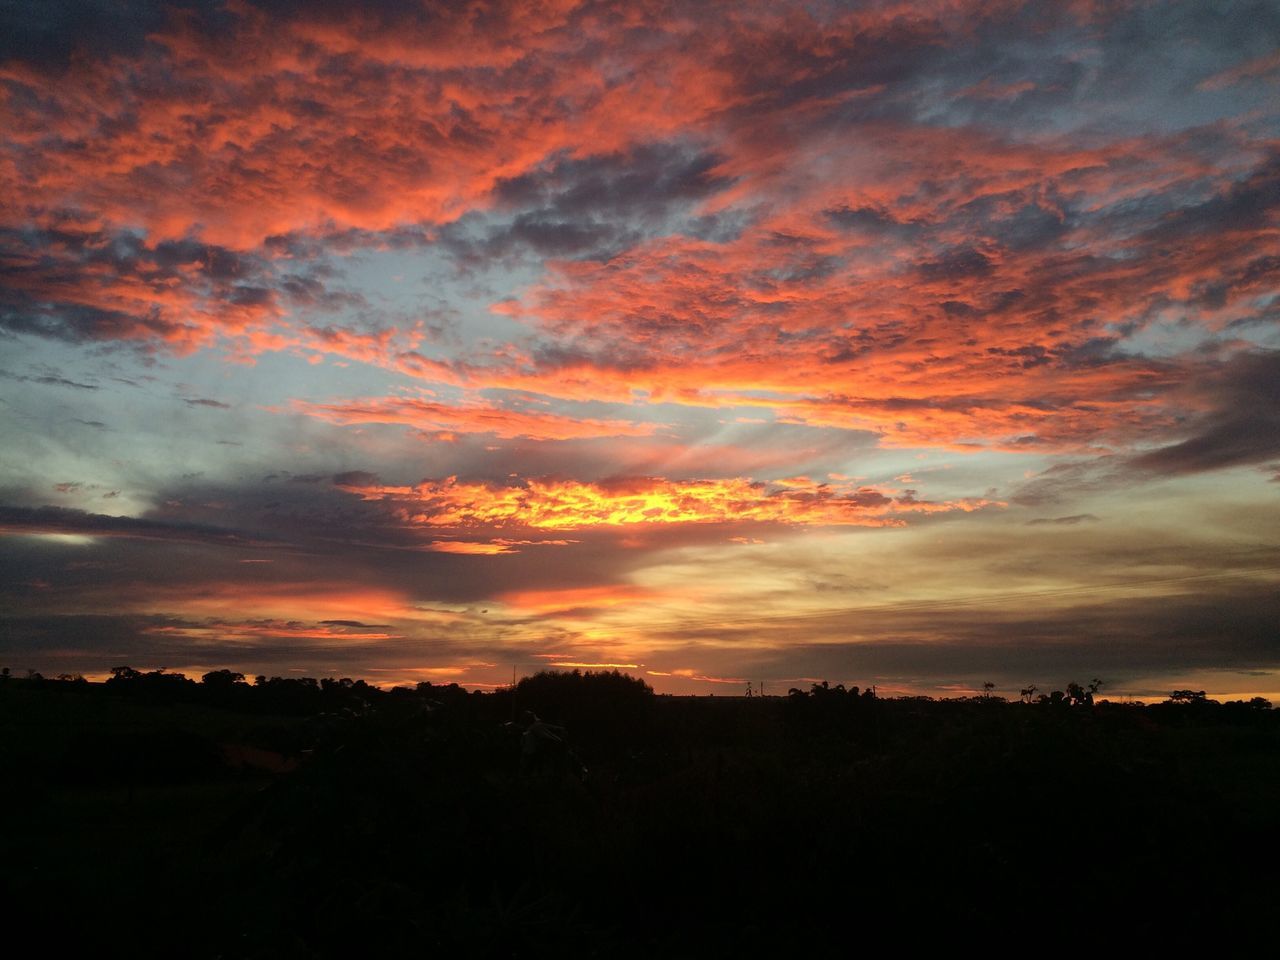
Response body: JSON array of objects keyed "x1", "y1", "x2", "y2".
[
  {"x1": 0, "y1": 503, "x2": 270, "y2": 547},
  {"x1": 264, "y1": 224, "x2": 433, "y2": 261},
  {"x1": 0, "y1": 368, "x2": 98, "y2": 389},
  {"x1": 442, "y1": 142, "x2": 733, "y2": 265},
  {"x1": 280, "y1": 272, "x2": 367, "y2": 311},
  {"x1": 0, "y1": 0, "x2": 231, "y2": 68},
  {"x1": 1143, "y1": 152, "x2": 1280, "y2": 246},
  {"x1": 0, "y1": 613, "x2": 212, "y2": 669},
  {"x1": 331, "y1": 470, "x2": 380, "y2": 487},
  {"x1": 0, "y1": 225, "x2": 274, "y2": 344},
  {"x1": 0, "y1": 299, "x2": 173, "y2": 345},
  {"x1": 983, "y1": 344, "x2": 1052, "y2": 370},
  {"x1": 243, "y1": 0, "x2": 523, "y2": 34},
  {"x1": 918, "y1": 246, "x2": 995, "y2": 283},
  {"x1": 1091, "y1": 0, "x2": 1280, "y2": 96},
  {"x1": 151, "y1": 238, "x2": 253, "y2": 280},
  {"x1": 0, "y1": 609, "x2": 539, "y2": 681},
  {"x1": 1026, "y1": 514, "x2": 1100, "y2": 526},
  {"x1": 1010, "y1": 458, "x2": 1119, "y2": 508},
  {"x1": 184, "y1": 397, "x2": 231, "y2": 409},
  {"x1": 825, "y1": 205, "x2": 919, "y2": 237},
  {"x1": 913, "y1": 0, "x2": 1280, "y2": 138},
  {"x1": 717, "y1": 13, "x2": 943, "y2": 111},
  {"x1": 950, "y1": 192, "x2": 1071, "y2": 253},
  {"x1": 492, "y1": 143, "x2": 731, "y2": 219},
  {"x1": 650, "y1": 578, "x2": 1280, "y2": 692},
  {"x1": 1131, "y1": 351, "x2": 1280, "y2": 475}
]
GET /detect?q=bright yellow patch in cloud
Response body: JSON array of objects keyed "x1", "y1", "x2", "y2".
[{"x1": 338, "y1": 475, "x2": 1000, "y2": 532}]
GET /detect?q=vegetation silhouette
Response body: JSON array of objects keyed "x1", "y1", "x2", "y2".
[{"x1": 2, "y1": 666, "x2": 1278, "y2": 954}]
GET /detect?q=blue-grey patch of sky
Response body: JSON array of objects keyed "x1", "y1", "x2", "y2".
[
  {"x1": 908, "y1": 2, "x2": 1279, "y2": 145},
  {"x1": 1226, "y1": 298, "x2": 1280, "y2": 350},
  {"x1": 1110, "y1": 314, "x2": 1216, "y2": 360},
  {"x1": 337, "y1": 238, "x2": 540, "y2": 350}
]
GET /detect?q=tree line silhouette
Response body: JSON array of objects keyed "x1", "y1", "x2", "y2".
[
  {"x1": 3, "y1": 666, "x2": 1278, "y2": 953},
  {"x1": 8, "y1": 663, "x2": 1271, "y2": 711}
]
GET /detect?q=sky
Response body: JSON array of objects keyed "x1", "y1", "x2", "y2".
[{"x1": 1, "y1": 0, "x2": 1278, "y2": 699}]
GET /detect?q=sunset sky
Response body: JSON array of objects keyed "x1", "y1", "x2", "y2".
[{"x1": 1, "y1": 0, "x2": 1277, "y2": 698}]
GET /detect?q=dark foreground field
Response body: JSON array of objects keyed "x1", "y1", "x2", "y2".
[{"x1": 3, "y1": 671, "x2": 1278, "y2": 955}]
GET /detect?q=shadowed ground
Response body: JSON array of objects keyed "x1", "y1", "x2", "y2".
[{"x1": 3, "y1": 673, "x2": 1278, "y2": 954}]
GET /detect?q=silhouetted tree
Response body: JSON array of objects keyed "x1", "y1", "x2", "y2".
[
  {"x1": 104, "y1": 666, "x2": 195, "y2": 701},
  {"x1": 1066, "y1": 681, "x2": 1092, "y2": 706},
  {"x1": 513, "y1": 670, "x2": 654, "y2": 759},
  {"x1": 202, "y1": 669, "x2": 246, "y2": 687}
]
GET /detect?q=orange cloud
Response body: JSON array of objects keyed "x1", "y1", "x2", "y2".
[
  {"x1": 0, "y1": 0, "x2": 726, "y2": 248},
  {"x1": 133, "y1": 582, "x2": 417, "y2": 625},
  {"x1": 3, "y1": 0, "x2": 1271, "y2": 469},
  {"x1": 499, "y1": 585, "x2": 656, "y2": 614},
  {"x1": 536, "y1": 660, "x2": 641, "y2": 669},
  {"x1": 458, "y1": 126, "x2": 1266, "y2": 453},
  {"x1": 647, "y1": 669, "x2": 747, "y2": 685},
  {"x1": 338, "y1": 474, "x2": 1001, "y2": 532}
]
